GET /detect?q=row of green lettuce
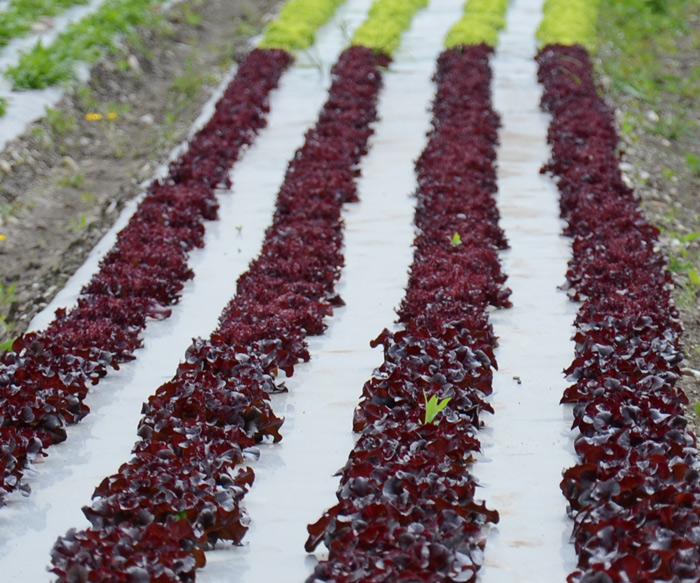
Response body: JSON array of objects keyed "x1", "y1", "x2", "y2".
[
  {"x1": 265, "y1": 0, "x2": 595, "y2": 54},
  {"x1": 269, "y1": 0, "x2": 602, "y2": 52},
  {"x1": 260, "y1": 0, "x2": 509, "y2": 54}
]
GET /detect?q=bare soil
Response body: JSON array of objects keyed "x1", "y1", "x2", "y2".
[{"x1": 0, "y1": 0, "x2": 278, "y2": 339}]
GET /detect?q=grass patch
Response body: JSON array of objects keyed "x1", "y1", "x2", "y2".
[
  {"x1": 595, "y1": 0, "x2": 699, "y2": 110},
  {"x1": 595, "y1": 0, "x2": 700, "y2": 289},
  {"x1": 0, "y1": 282, "x2": 17, "y2": 353}
]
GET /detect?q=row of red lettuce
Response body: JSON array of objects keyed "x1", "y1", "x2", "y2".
[
  {"x1": 0, "y1": 49, "x2": 293, "y2": 503},
  {"x1": 538, "y1": 44, "x2": 700, "y2": 583},
  {"x1": 304, "y1": 44, "x2": 508, "y2": 583},
  {"x1": 50, "y1": 46, "x2": 390, "y2": 582}
]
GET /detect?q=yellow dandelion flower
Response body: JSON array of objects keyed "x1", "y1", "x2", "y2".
[
  {"x1": 0, "y1": 234, "x2": 6, "y2": 241},
  {"x1": 107, "y1": 112, "x2": 117, "y2": 120},
  {"x1": 86, "y1": 112, "x2": 103, "y2": 121}
]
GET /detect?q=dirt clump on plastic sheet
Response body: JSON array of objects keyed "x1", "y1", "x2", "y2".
[
  {"x1": 595, "y1": 16, "x2": 700, "y2": 431},
  {"x1": 0, "y1": 0, "x2": 278, "y2": 343}
]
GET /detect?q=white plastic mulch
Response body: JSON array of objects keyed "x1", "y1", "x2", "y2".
[
  {"x1": 0, "y1": 0, "x2": 581, "y2": 581},
  {"x1": 477, "y1": 0, "x2": 578, "y2": 581}
]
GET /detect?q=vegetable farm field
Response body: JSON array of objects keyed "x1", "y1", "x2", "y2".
[{"x1": 1, "y1": 0, "x2": 700, "y2": 581}]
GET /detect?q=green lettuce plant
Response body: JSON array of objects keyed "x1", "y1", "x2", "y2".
[
  {"x1": 351, "y1": 0, "x2": 428, "y2": 56},
  {"x1": 444, "y1": 0, "x2": 509, "y2": 48},
  {"x1": 537, "y1": 0, "x2": 602, "y2": 48},
  {"x1": 258, "y1": 0, "x2": 346, "y2": 52}
]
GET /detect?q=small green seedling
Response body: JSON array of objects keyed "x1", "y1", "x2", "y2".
[
  {"x1": 423, "y1": 390, "x2": 451, "y2": 424},
  {"x1": 450, "y1": 232, "x2": 462, "y2": 247},
  {"x1": 695, "y1": 402, "x2": 700, "y2": 418}
]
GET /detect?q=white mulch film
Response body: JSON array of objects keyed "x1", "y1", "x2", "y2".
[
  {"x1": 0, "y1": 0, "x2": 584, "y2": 581},
  {"x1": 476, "y1": 0, "x2": 579, "y2": 581}
]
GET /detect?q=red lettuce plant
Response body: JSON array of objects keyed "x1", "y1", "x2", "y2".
[{"x1": 538, "y1": 44, "x2": 700, "y2": 583}]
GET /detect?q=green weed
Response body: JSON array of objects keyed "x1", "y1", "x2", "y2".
[
  {"x1": 0, "y1": 282, "x2": 17, "y2": 351},
  {"x1": 662, "y1": 227, "x2": 700, "y2": 305},
  {"x1": 171, "y1": 55, "x2": 208, "y2": 105},
  {"x1": 0, "y1": 282, "x2": 16, "y2": 309},
  {"x1": 69, "y1": 213, "x2": 88, "y2": 231},
  {"x1": 235, "y1": 19, "x2": 257, "y2": 38},
  {"x1": 0, "y1": 201, "x2": 17, "y2": 217},
  {"x1": 76, "y1": 85, "x2": 99, "y2": 110},
  {"x1": 661, "y1": 167, "x2": 677, "y2": 181},
  {"x1": 686, "y1": 152, "x2": 700, "y2": 177},
  {"x1": 45, "y1": 107, "x2": 77, "y2": 136},
  {"x1": 181, "y1": 6, "x2": 202, "y2": 27},
  {"x1": 58, "y1": 172, "x2": 85, "y2": 188},
  {"x1": 423, "y1": 390, "x2": 451, "y2": 425},
  {"x1": 646, "y1": 113, "x2": 690, "y2": 140}
]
